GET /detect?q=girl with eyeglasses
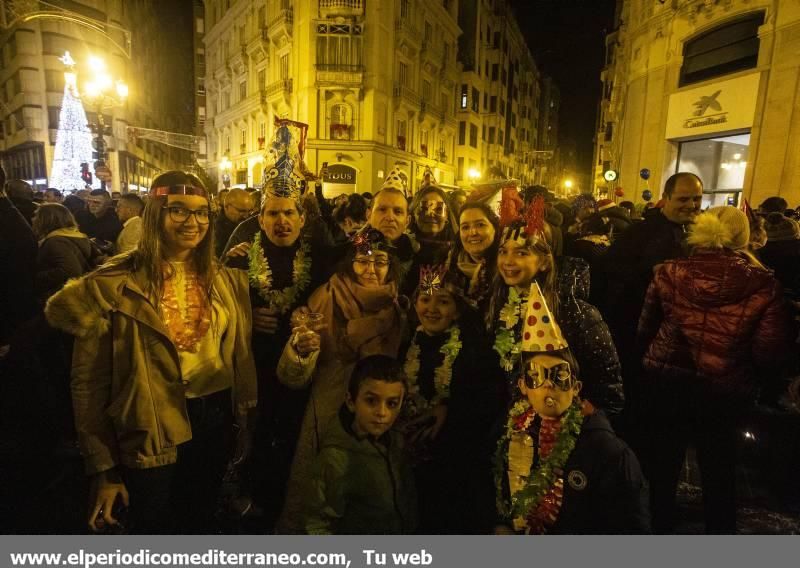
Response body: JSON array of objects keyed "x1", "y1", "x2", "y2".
[
  {"x1": 275, "y1": 228, "x2": 408, "y2": 533},
  {"x1": 45, "y1": 171, "x2": 257, "y2": 534}
]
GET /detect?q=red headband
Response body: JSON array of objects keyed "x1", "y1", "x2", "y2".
[{"x1": 150, "y1": 184, "x2": 208, "y2": 197}]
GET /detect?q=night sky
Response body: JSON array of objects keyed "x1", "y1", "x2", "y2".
[{"x1": 511, "y1": 0, "x2": 617, "y2": 176}]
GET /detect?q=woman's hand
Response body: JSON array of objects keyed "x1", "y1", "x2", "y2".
[
  {"x1": 407, "y1": 403, "x2": 448, "y2": 444},
  {"x1": 88, "y1": 469, "x2": 129, "y2": 533},
  {"x1": 292, "y1": 326, "x2": 321, "y2": 356},
  {"x1": 225, "y1": 242, "x2": 251, "y2": 259}
]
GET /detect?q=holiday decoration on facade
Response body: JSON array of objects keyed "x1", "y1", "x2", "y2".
[{"x1": 50, "y1": 51, "x2": 97, "y2": 191}]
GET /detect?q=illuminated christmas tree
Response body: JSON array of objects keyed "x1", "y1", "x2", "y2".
[{"x1": 49, "y1": 52, "x2": 97, "y2": 191}]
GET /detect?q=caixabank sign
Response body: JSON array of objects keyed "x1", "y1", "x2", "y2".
[{"x1": 666, "y1": 72, "x2": 761, "y2": 139}]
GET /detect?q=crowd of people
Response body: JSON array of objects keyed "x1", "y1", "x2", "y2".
[{"x1": 1, "y1": 147, "x2": 798, "y2": 535}]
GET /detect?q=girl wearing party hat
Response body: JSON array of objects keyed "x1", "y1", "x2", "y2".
[
  {"x1": 493, "y1": 283, "x2": 650, "y2": 534},
  {"x1": 487, "y1": 191, "x2": 624, "y2": 415}
]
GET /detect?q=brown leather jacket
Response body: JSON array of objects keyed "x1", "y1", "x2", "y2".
[
  {"x1": 637, "y1": 249, "x2": 794, "y2": 398},
  {"x1": 45, "y1": 263, "x2": 257, "y2": 474}
]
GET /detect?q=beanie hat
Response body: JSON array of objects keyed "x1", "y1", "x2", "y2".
[
  {"x1": 764, "y1": 212, "x2": 800, "y2": 242},
  {"x1": 688, "y1": 206, "x2": 749, "y2": 250}
]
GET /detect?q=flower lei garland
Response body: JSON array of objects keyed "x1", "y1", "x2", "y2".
[
  {"x1": 247, "y1": 233, "x2": 312, "y2": 314},
  {"x1": 403, "y1": 325, "x2": 462, "y2": 416},
  {"x1": 493, "y1": 287, "x2": 526, "y2": 371},
  {"x1": 493, "y1": 399, "x2": 583, "y2": 522}
]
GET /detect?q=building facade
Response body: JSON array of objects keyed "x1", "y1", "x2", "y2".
[
  {"x1": 455, "y1": 0, "x2": 559, "y2": 188},
  {"x1": 594, "y1": 0, "x2": 800, "y2": 208},
  {"x1": 0, "y1": 0, "x2": 193, "y2": 193},
  {"x1": 203, "y1": 0, "x2": 462, "y2": 195}
]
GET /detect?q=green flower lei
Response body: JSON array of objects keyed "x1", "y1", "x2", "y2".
[
  {"x1": 403, "y1": 325, "x2": 462, "y2": 416},
  {"x1": 247, "y1": 233, "x2": 312, "y2": 314},
  {"x1": 493, "y1": 287, "x2": 526, "y2": 372},
  {"x1": 493, "y1": 400, "x2": 583, "y2": 521}
]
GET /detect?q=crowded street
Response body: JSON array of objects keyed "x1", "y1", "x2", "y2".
[{"x1": 1, "y1": 0, "x2": 799, "y2": 537}]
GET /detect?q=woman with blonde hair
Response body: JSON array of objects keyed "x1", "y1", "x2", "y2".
[
  {"x1": 637, "y1": 206, "x2": 795, "y2": 533},
  {"x1": 45, "y1": 171, "x2": 257, "y2": 534}
]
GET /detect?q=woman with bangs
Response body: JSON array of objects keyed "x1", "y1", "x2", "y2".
[
  {"x1": 45, "y1": 171, "x2": 257, "y2": 534},
  {"x1": 276, "y1": 228, "x2": 408, "y2": 533},
  {"x1": 488, "y1": 194, "x2": 624, "y2": 416}
]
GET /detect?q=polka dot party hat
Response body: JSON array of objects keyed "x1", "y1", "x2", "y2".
[{"x1": 521, "y1": 281, "x2": 568, "y2": 353}]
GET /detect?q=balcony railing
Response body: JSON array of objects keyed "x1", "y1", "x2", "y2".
[
  {"x1": 330, "y1": 123, "x2": 352, "y2": 140},
  {"x1": 265, "y1": 79, "x2": 293, "y2": 97},
  {"x1": 393, "y1": 83, "x2": 419, "y2": 106},
  {"x1": 316, "y1": 63, "x2": 364, "y2": 84},
  {"x1": 319, "y1": 0, "x2": 364, "y2": 18}
]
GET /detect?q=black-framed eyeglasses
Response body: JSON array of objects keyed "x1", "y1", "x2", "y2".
[
  {"x1": 162, "y1": 206, "x2": 212, "y2": 225},
  {"x1": 353, "y1": 258, "x2": 390, "y2": 269},
  {"x1": 524, "y1": 361, "x2": 574, "y2": 391}
]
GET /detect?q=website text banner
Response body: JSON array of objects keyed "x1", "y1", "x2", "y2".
[{"x1": 0, "y1": 535, "x2": 792, "y2": 568}]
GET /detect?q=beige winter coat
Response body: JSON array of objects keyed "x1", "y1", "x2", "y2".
[{"x1": 44, "y1": 263, "x2": 257, "y2": 474}]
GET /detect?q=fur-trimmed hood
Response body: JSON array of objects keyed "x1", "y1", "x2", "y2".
[{"x1": 44, "y1": 267, "x2": 129, "y2": 339}]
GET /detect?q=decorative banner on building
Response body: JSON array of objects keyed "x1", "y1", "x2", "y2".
[
  {"x1": 665, "y1": 72, "x2": 761, "y2": 140},
  {"x1": 322, "y1": 163, "x2": 357, "y2": 198}
]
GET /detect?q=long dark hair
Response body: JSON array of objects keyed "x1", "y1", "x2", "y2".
[
  {"x1": 486, "y1": 222, "x2": 559, "y2": 331},
  {"x1": 453, "y1": 201, "x2": 501, "y2": 264},
  {"x1": 102, "y1": 171, "x2": 218, "y2": 306}
]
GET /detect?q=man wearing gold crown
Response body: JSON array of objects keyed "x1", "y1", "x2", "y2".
[
  {"x1": 493, "y1": 282, "x2": 650, "y2": 535},
  {"x1": 223, "y1": 119, "x2": 330, "y2": 529}
]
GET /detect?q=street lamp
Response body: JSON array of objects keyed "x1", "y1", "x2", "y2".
[
  {"x1": 564, "y1": 179, "x2": 574, "y2": 190},
  {"x1": 82, "y1": 54, "x2": 128, "y2": 191},
  {"x1": 468, "y1": 168, "x2": 481, "y2": 181}
]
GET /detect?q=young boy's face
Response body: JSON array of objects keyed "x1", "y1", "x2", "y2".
[
  {"x1": 518, "y1": 353, "x2": 581, "y2": 419},
  {"x1": 346, "y1": 378, "x2": 405, "y2": 438}
]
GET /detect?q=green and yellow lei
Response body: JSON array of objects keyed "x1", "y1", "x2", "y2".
[
  {"x1": 247, "y1": 233, "x2": 312, "y2": 314},
  {"x1": 493, "y1": 399, "x2": 583, "y2": 521}
]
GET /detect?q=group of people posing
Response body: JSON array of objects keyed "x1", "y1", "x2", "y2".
[{"x1": 1, "y1": 151, "x2": 797, "y2": 535}]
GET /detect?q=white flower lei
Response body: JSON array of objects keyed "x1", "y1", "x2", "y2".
[
  {"x1": 247, "y1": 233, "x2": 312, "y2": 314},
  {"x1": 403, "y1": 325, "x2": 462, "y2": 416}
]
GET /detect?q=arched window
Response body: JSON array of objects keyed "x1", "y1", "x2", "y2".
[{"x1": 680, "y1": 12, "x2": 764, "y2": 87}]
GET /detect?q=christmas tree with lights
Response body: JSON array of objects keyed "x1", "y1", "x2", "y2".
[{"x1": 49, "y1": 52, "x2": 96, "y2": 191}]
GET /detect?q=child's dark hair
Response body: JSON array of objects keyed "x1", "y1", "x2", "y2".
[{"x1": 348, "y1": 355, "x2": 409, "y2": 399}]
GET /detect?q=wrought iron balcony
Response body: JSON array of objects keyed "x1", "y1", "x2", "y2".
[{"x1": 319, "y1": 0, "x2": 364, "y2": 18}]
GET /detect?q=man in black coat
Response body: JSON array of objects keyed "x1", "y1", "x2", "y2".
[
  {"x1": 0, "y1": 169, "x2": 38, "y2": 346},
  {"x1": 601, "y1": 172, "x2": 703, "y2": 407},
  {"x1": 214, "y1": 188, "x2": 253, "y2": 257},
  {"x1": 6, "y1": 179, "x2": 37, "y2": 226},
  {"x1": 75, "y1": 189, "x2": 122, "y2": 244}
]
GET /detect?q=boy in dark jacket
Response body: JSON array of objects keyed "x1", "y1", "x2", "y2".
[
  {"x1": 494, "y1": 292, "x2": 650, "y2": 534},
  {"x1": 303, "y1": 355, "x2": 417, "y2": 534}
]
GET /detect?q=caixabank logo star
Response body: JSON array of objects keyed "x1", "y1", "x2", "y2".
[{"x1": 684, "y1": 89, "x2": 728, "y2": 128}]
